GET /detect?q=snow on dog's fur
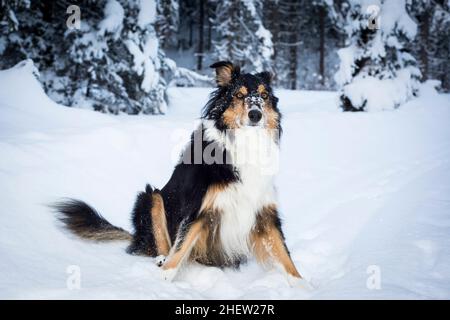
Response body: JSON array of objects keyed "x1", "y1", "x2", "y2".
[{"x1": 53, "y1": 61, "x2": 302, "y2": 286}]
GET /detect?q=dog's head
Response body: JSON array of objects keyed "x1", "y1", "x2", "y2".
[{"x1": 202, "y1": 61, "x2": 281, "y2": 132}]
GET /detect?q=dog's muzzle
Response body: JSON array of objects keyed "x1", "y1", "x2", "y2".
[{"x1": 245, "y1": 95, "x2": 264, "y2": 125}]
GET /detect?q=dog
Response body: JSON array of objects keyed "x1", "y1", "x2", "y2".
[{"x1": 54, "y1": 61, "x2": 303, "y2": 286}]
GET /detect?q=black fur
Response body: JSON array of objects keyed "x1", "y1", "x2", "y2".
[
  {"x1": 162, "y1": 126, "x2": 239, "y2": 243},
  {"x1": 271, "y1": 212, "x2": 290, "y2": 255},
  {"x1": 126, "y1": 184, "x2": 156, "y2": 256},
  {"x1": 53, "y1": 199, "x2": 131, "y2": 241}
]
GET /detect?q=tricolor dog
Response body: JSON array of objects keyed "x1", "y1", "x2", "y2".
[{"x1": 54, "y1": 61, "x2": 303, "y2": 286}]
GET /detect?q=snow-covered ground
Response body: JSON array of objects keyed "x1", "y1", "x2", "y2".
[{"x1": 1, "y1": 61, "x2": 449, "y2": 299}]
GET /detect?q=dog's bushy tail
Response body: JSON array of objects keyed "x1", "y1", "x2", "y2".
[{"x1": 52, "y1": 199, "x2": 132, "y2": 242}]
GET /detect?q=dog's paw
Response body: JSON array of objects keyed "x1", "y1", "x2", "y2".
[
  {"x1": 161, "y1": 267, "x2": 178, "y2": 282},
  {"x1": 287, "y1": 275, "x2": 314, "y2": 290},
  {"x1": 155, "y1": 255, "x2": 166, "y2": 267}
]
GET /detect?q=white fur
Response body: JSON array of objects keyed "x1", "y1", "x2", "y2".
[
  {"x1": 203, "y1": 121, "x2": 279, "y2": 259},
  {"x1": 155, "y1": 255, "x2": 166, "y2": 267}
]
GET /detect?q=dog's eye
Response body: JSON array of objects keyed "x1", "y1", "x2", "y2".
[
  {"x1": 261, "y1": 92, "x2": 269, "y2": 99},
  {"x1": 236, "y1": 92, "x2": 245, "y2": 99}
]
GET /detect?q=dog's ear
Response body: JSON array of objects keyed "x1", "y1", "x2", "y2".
[
  {"x1": 210, "y1": 61, "x2": 240, "y2": 87},
  {"x1": 256, "y1": 71, "x2": 273, "y2": 85}
]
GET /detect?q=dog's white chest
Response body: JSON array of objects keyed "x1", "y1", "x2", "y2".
[
  {"x1": 215, "y1": 163, "x2": 277, "y2": 259},
  {"x1": 216, "y1": 135, "x2": 278, "y2": 256},
  {"x1": 204, "y1": 122, "x2": 279, "y2": 258}
]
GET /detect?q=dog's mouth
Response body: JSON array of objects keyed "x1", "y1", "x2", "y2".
[{"x1": 247, "y1": 117, "x2": 266, "y2": 128}]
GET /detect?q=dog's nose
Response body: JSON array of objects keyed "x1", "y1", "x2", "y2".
[{"x1": 248, "y1": 109, "x2": 262, "y2": 123}]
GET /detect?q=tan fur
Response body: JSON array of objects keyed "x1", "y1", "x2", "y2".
[
  {"x1": 78, "y1": 229, "x2": 133, "y2": 241},
  {"x1": 251, "y1": 205, "x2": 302, "y2": 278},
  {"x1": 263, "y1": 105, "x2": 279, "y2": 130},
  {"x1": 151, "y1": 192, "x2": 171, "y2": 256},
  {"x1": 215, "y1": 64, "x2": 234, "y2": 87},
  {"x1": 238, "y1": 86, "x2": 248, "y2": 96},
  {"x1": 162, "y1": 183, "x2": 239, "y2": 270},
  {"x1": 251, "y1": 204, "x2": 276, "y2": 264},
  {"x1": 257, "y1": 84, "x2": 266, "y2": 94},
  {"x1": 190, "y1": 211, "x2": 227, "y2": 266},
  {"x1": 191, "y1": 223, "x2": 210, "y2": 262},
  {"x1": 199, "y1": 183, "x2": 227, "y2": 212},
  {"x1": 222, "y1": 98, "x2": 247, "y2": 129},
  {"x1": 193, "y1": 183, "x2": 231, "y2": 266},
  {"x1": 161, "y1": 198, "x2": 300, "y2": 275},
  {"x1": 162, "y1": 220, "x2": 204, "y2": 270}
]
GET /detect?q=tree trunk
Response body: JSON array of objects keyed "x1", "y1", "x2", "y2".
[
  {"x1": 267, "y1": 0, "x2": 279, "y2": 79},
  {"x1": 289, "y1": 35, "x2": 298, "y2": 90},
  {"x1": 40, "y1": 0, "x2": 53, "y2": 22},
  {"x1": 228, "y1": 0, "x2": 239, "y2": 64},
  {"x1": 188, "y1": 17, "x2": 194, "y2": 48},
  {"x1": 319, "y1": 5, "x2": 326, "y2": 86},
  {"x1": 197, "y1": 0, "x2": 204, "y2": 70},
  {"x1": 288, "y1": 1, "x2": 298, "y2": 90},
  {"x1": 420, "y1": 10, "x2": 430, "y2": 81},
  {"x1": 207, "y1": 6, "x2": 212, "y2": 51}
]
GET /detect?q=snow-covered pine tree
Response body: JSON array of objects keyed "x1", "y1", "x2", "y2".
[
  {"x1": 0, "y1": 0, "x2": 31, "y2": 68},
  {"x1": 0, "y1": 0, "x2": 26, "y2": 31},
  {"x1": 407, "y1": 0, "x2": 437, "y2": 82},
  {"x1": 1, "y1": 0, "x2": 208, "y2": 114},
  {"x1": 334, "y1": 0, "x2": 421, "y2": 111},
  {"x1": 0, "y1": 1, "x2": 59, "y2": 73},
  {"x1": 263, "y1": 0, "x2": 281, "y2": 80},
  {"x1": 265, "y1": 0, "x2": 339, "y2": 90},
  {"x1": 315, "y1": 0, "x2": 331, "y2": 87},
  {"x1": 300, "y1": 0, "x2": 338, "y2": 90},
  {"x1": 155, "y1": 0, "x2": 179, "y2": 49},
  {"x1": 430, "y1": 2, "x2": 450, "y2": 91},
  {"x1": 407, "y1": 0, "x2": 450, "y2": 92},
  {"x1": 213, "y1": 0, "x2": 273, "y2": 72},
  {"x1": 122, "y1": 0, "x2": 169, "y2": 114},
  {"x1": 64, "y1": 0, "x2": 169, "y2": 114},
  {"x1": 267, "y1": 0, "x2": 301, "y2": 89}
]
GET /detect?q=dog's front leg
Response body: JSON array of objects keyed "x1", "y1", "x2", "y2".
[
  {"x1": 151, "y1": 192, "x2": 171, "y2": 257},
  {"x1": 161, "y1": 219, "x2": 204, "y2": 281},
  {"x1": 251, "y1": 206, "x2": 302, "y2": 287},
  {"x1": 252, "y1": 225, "x2": 302, "y2": 286}
]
